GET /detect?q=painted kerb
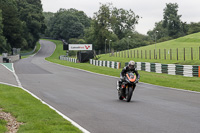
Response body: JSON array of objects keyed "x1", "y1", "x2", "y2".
[
  {"x1": 59, "y1": 55, "x2": 77, "y2": 63},
  {"x1": 134, "y1": 62, "x2": 200, "y2": 77},
  {"x1": 90, "y1": 59, "x2": 121, "y2": 69}
]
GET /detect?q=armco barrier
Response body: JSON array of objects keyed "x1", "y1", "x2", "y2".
[
  {"x1": 135, "y1": 62, "x2": 200, "y2": 77},
  {"x1": 10, "y1": 54, "x2": 20, "y2": 62},
  {"x1": 59, "y1": 55, "x2": 77, "y2": 63},
  {"x1": 20, "y1": 46, "x2": 36, "y2": 56},
  {"x1": 1, "y1": 54, "x2": 20, "y2": 63},
  {"x1": 90, "y1": 59, "x2": 121, "y2": 69}
]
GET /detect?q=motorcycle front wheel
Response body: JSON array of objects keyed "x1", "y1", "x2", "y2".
[{"x1": 126, "y1": 87, "x2": 133, "y2": 102}]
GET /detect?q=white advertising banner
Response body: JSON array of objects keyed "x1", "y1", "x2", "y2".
[{"x1": 69, "y1": 44, "x2": 93, "y2": 51}]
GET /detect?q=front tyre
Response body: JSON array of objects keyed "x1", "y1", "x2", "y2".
[{"x1": 126, "y1": 87, "x2": 133, "y2": 102}]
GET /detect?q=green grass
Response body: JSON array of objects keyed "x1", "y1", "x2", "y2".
[
  {"x1": 45, "y1": 39, "x2": 200, "y2": 92},
  {"x1": 0, "y1": 84, "x2": 82, "y2": 133},
  {"x1": 0, "y1": 119, "x2": 7, "y2": 133},
  {"x1": 100, "y1": 32, "x2": 200, "y2": 66}
]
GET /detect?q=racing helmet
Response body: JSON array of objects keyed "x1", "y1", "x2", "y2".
[{"x1": 128, "y1": 60, "x2": 135, "y2": 69}]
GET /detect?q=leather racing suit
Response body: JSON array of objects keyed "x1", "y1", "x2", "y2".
[{"x1": 118, "y1": 65, "x2": 140, "y2": 89}]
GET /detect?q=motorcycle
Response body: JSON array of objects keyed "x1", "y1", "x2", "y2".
[{"x1": 117, "y1": 72, "x2": 138, "y2": 102}]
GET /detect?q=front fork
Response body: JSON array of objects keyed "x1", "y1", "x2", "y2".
[
  {"x1": 125, "y1": 84, "x2": 135, "y2": 95},
  {"x1": 125, "y1": 85, "x2": 129, "y2": 96}
]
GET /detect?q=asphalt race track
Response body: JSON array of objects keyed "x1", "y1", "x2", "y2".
[{"x1": 13, "y1": 40, "x2": 200, "y2": 133}]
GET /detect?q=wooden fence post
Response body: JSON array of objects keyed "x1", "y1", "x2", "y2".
[
  {"x1": 170, "y1": 49, "x2": 172, "y2": 60},
  {"x1": 177, "y1": 48, "x2": 178, "y2": 60},
  {"x1": 199, "y1": 47, "x2": 200, "y2": 60},
  {"x1": 150, "y1": 50, "x2": 151, "y2": 59},
  {"x1": 191, "y1": 47, "x2": 193, "y2": 60},
  {"x1": 124, "y1": 51, "x2": 126, "y2": 58},
  {"x1": 164, "y1": 49, "x2": 166, "y2": 60},
  {"x1": 159, "y1": 49, "x2": 161, "y2": 59},
  {"x1": 184, "y1": 48, "x2": 185, "y2": 61},
  {"x1": 131, "y1": 50, "x2": 132, "y2": 58},
  {"x1": 145, "y1": 50, "x2": 147, "y2": 59},
  {"x1": 128, "y1": 50, "x2": 129, "y2": 58}
]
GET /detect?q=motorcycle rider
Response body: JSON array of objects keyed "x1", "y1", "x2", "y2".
[{"x1": 117, "y1": 60, "x2": 140, "y2": 90}]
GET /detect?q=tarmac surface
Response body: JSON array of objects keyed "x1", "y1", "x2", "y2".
[
  {"x1": 0, "y1": 63, "x2": 17, "y2": 86},
  {"x1": 7, "y1": 40, "x2": 200, "y2": 133}
]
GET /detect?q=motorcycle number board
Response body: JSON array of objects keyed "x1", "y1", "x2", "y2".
[{"x1": 69, "y1": 44, "x2": 93, "y2": 51}]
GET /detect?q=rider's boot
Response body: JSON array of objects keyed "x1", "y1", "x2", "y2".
[{"x1": 117, "y1": 80, "x2": 122, "y2": 90}]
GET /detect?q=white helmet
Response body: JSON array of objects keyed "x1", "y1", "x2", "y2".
[{"x1": 128, "y1": 60, "x2": 135, "y2": 69}]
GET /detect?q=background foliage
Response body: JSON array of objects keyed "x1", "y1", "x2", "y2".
[
  {"x1": 43, "y1": 2, "x2": 200, "y2": 53},
  {"x1": 1, "y1": 2, "x2": 200, "y2": 54},
  {"x1": 0, "y1": 0, "x2": 45, "y2": 53}
]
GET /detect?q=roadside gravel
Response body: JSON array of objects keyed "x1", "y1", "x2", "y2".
[{"x1": 0, "y1": 108, "x2": 23, "y2": 133}]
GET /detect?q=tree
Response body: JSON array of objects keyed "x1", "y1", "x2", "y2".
[
  {"x1": 73, "y1": 10, "x2": 91, "y2": 28},
  {"x1": 147, "y1": 21, "x2": 170, "y2": 43},
  {"x1": 46, "y1": 8, "x2": 90, "y2": 41},
  {"x1": 16, "y1": 0, "x2": 46, "y2": 49},
  {"x1": 60, "y1": 14, "x2": 84, "y2": 40},
  {"x1": 0, "y1": 9, "x2": 7, "y2": 53},
  {"x1": 91, "y1": 3, "x2": 114, "y2": 51},
  {"x1": 187, "y1": 22, "x2": 200, "y2": 34},
  {"x1": 43, "y1": 12, "x2": 54, "y2": 37},
  {"x1": 162, "y1": 3, "x2": 186, "y2": 38},
  {"x1": 148, "y1": 3, "x2": 189, "y2": 43},
  {"x1": 111, "y1": 7, "x2": 139, "y2": 39},
  {"x1": 0, "y1": 0, "x2": 25, "y2": 49},
  {"x1": 113, "y1": 32, "x2": 149, "y2": 51},
  {"x1": 88, "y1": 3, "x2": 139, "y2": 51}
]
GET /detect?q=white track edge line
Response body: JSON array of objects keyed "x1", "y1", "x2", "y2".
[
  {"x1": 12, "y1": 63, "x2": 22, "y2": 87},
  {"x1": 140, "y1": 82, "x2": 200, "y2": 94},
  {"x1": 0, "y1": 82, "x2": 19, "y2": 88},
  {"x1": 11, "y1": 62, "x2": 90, "y2": 133}
]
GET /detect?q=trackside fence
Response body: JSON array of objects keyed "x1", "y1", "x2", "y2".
[
  {"x1": 133, "y1": 62, "x2": 200, "y2": 77},
  {"x1": 59, "y1": 55, "x2": 77, "y2": 63},
  {"x1": 113, "y1": 47, "x2": 200, "y2": 61},
  {"x1": 90, "y1": 59, "x2": 121, "y2": 69}
]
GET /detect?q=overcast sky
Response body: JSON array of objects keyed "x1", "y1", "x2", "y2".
[{"x1": 41, "y1": 0, "x2": 200, "y2": 35}]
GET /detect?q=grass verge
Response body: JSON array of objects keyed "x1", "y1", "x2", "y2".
[
  {"x1": 45, "y1": 39, "x2": 200, "y2": 92},
  {"x1": 98, "y1": 32, "x2": 200, "y2": 66},
  {"x1": 0, "y1": 119, "x2": 7, "y2": 133},
  {"x1": 0, "y1": 84, "x2": 82, "y2": 133},
  {"x1": 112, "y1": 32, "x2": 200, "y2": 63}
]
